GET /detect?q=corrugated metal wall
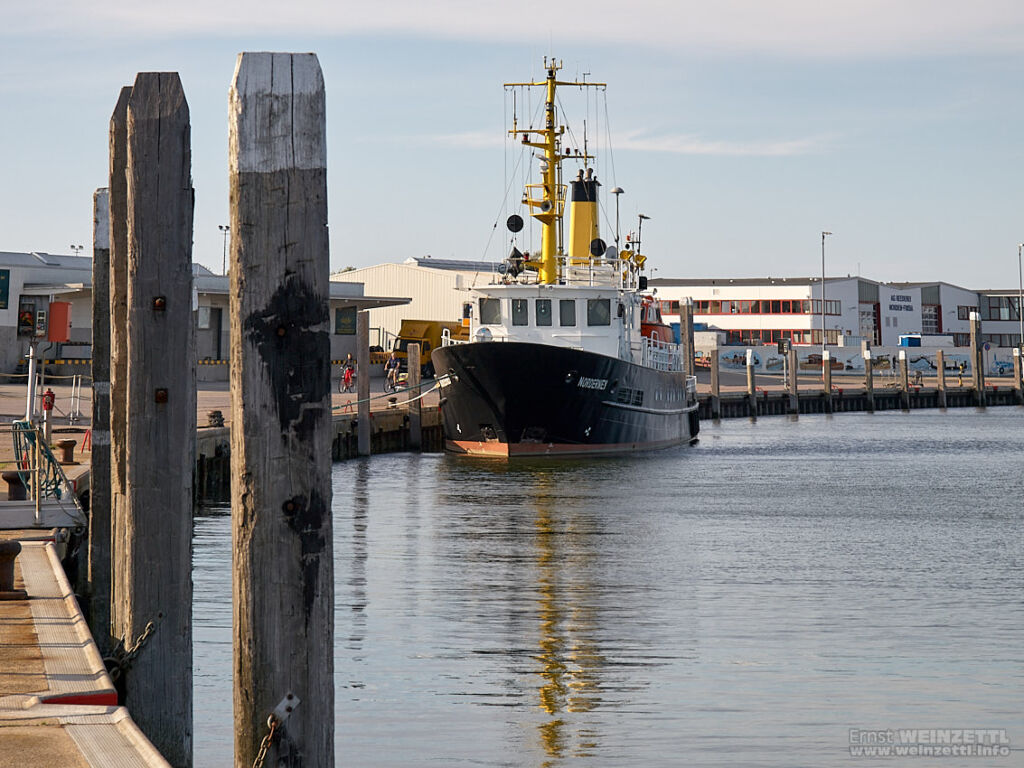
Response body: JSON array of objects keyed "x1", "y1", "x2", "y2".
[{"x1": 332, "y1": 264, "x2": 493, "y2": 345}]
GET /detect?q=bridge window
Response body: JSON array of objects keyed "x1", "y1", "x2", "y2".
[
  {"x1": 559, "y1": 299, "x2": 576, "y2": 326},
  {"x1": 536, "y1": 299, "x2": 552, "y2": 326},
  {"x1": 479, "y1": 298, "x2": 501, "y2": 325},
  {"x1": 512, "y1": 299, "x2": 529, "y2": 326},
  {"x1": 587, "y1": 298, "x2": 611, "y2": 326}
]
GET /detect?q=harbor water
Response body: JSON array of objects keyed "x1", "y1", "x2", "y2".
[{"x1": 193, "y1": 409, "x2": 1024, "y2": 766}]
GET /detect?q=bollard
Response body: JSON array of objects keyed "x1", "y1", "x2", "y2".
[
  {"x1": 0, "y1": 541, "x2": 28, "y2": 600},
  {"x1": 55, "y1": 439, "x2": 78, "y2": 465},
  {"x1": 2, "y1": 471, "x2": 27, "y2": 501}
]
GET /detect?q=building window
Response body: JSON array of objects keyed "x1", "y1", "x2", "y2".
[
  {"x1": 953, "y1": 333, "x2": 970, "y2": 346},
  {"x1": 536, "y1": 299, "x2": 552, "y2": 326},
  {"x1": 587, "y1": 298, "x2": 611, "y2": 326},
  {"x1": 957, "y1": 305, "x2": 978, "y2": 321},
  {"x1": 921, "y1": 304, "x2": 939, "y2": 334},
  {"x1": 479, "y1": 297, "x2": 501, "y2": 325},
  {"x1": 559, "y1": 299, "x2": 576, "y2": 326},
  {"x1": 511, "y1": 299, "x2": 529, "y2": 326}
]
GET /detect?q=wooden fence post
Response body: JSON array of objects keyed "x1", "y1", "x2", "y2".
[
  {"x1": 680, "y1": 298, "x2": 695, "y2": 378},
  {"x1": 822, "y1": 351, "x2": 833, "y2": 413},
  {"x1": 1014, "y1": 348, "x2": 1022, "y2": 405},
  {"x1": 229, "y1": 52, "x2": 335, "y2": 768},
  {"x1": 357, "y1": 311, "x2": 371, "y2": 456},
  {"x1": 863, "y1": 350, "x2": 874, "y2": 413},
  {"x1": 786, "y1": 347, "x2": 798, "y2": 414},
  {"x1": 709, "y1": 349, "x2": 720, "y2": 419},
  {"x1": 970, "y1": 312, "x2": 985, "y2": 406},
  {"x1": 408, "y1": 343, "x2": 422, "y2": 449},
  {"x1": 898, "y1": 350, "x2": 910, "y2": 409},
  {"x1": 745, "y1": 349, "x2": 757, "y2": 418},
  {"x1": 88, "y1": 187, "x2": 113, "y2": 654},
  {"x1": 119, "y1": 72, "x2": 196, "y2": 766},
  {"x1": 936, "y1": 349, "x2": 947, "y2": 408},
  {"x1": 109, "y1": 85, "x2": 131, "y2": 642}
]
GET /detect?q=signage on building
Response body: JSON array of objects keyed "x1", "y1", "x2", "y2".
[
  {"x1": 0, "y1": 269, "x2": 8, "y2": 309},
  {"x1": 335, "y1": 306, "x2": 356, "y2": 335},
  {"x1": 886, "y1": 291, "x2": 916, "y2": 313}
]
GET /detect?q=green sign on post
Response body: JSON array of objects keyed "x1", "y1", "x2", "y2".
[
  {"x1": 335, "y1": 306, "x2": 356, "y2": 335},
  {"x1": 0, "y1": 270, "x2": 8, "y2": 310}
]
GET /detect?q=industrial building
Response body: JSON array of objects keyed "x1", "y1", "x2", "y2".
[{"x1": 0, "y1": 251, "x2": 409, "y2": 380}]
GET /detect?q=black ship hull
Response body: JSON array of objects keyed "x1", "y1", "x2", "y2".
[{"x1": 431, "y1": 342, "x2": 699, "y2": 457}]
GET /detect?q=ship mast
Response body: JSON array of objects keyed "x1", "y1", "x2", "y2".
[{"x1": 506, "y1": 58, "x2": 605, "y2": 284}]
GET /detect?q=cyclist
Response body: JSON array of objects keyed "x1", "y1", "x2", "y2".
[{"x1": 340, "y1": 354, "x2": 356, "y2": 393}]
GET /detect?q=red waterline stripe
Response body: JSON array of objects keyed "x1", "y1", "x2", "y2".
[{"x1": 40, "y1": 690, "x2": 119, "y2": 706}]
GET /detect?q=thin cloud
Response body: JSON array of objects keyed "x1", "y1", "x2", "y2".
[{"x1": 8, "y1": 0, "x2": 1024, "y2": 57}]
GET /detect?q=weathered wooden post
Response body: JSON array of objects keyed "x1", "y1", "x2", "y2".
[
  {"x1": 936, "y1": 349, "x2": 947, "y2": 408},
  {"x1": 745, "y1": 348, "x2": 757, "y2": 418},
  {"x1": 970, "y1": 311, "x2": 985, "y2": 406},
  {"x1": 898, "y1": 349, "x2": 910, "y2": 409},
  {"x1": 118, "y1": 72, "x2": 195, "y2": 766},
  {"x1": 357, "y1": 311, "x2": 371, "y2": 456},
  {"x1": 680, "y1": 298, "x2": 695, "y2": 378},
  {"x1": 229, "y1": 52, "x2": 334, "y2": 768},
  {"x1": 709, "y1": 348, "x2": 721, "y2": 419},
  {"x1": 822, "y1": 350, "x2": 833, "y2": 413},
  {"x1": 1014, "y1": 348, "x2": 1023, "y2": 405},
  {"x1": 786, "y1": 347, "x2": 799, "y2": 414},
  {"x1": 408, "y1": 342, "x2": 422, "y2": 449},
  {"x1": 88, "y1": 187, "x2": 113, "y2": 653},
  {"x1": 863, "y1": 350, "x2": 875, "y2": 412},
  {"x1": 109, "y1": 85, "x2": 131, "y2": 640}
]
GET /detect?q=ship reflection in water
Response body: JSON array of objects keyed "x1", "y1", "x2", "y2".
[
  {"x1": 193, "y1": 411, "x2": 1024, "y2": 767},
  {"x1": 532, "y1": 480, "x2": 602, "y2": 762}
]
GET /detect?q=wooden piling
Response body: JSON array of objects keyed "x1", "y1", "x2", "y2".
[
  {"x1": 408, "y1": 343, "x2": 422, "y2": 449},
  {"x1": 936, "y1": 349, "x2": 947, "y2": 408},
  {"x1": 680, "y1": 298, "x2": 695, "y2": 378},
  {"x1": 786, "y1": 347, "x2": 798, "y2": 414},
  {"x1": 108, "y1": 85, "x2": 131, "y2": 642},
  {"x1": 898, "y1": 350, "x2": 910, "y2": 409},
  {"x1": 822, "y1": 351, "x2": 833, "y2": 413},
  {"x1": 709, "y1": 349, "x2": 721, "y2": 419},
  {"x1": 357, "y1": 311, "x2": 371, "y2": 456},
  {"x1": 229, "y1": 52, "x2": 335, "y2": 768},
  {"x1": 119, "y1": 71, "x2": 195, "y2": 766},
  {"x1": 1014, "y1": 348, "x2": 1023, "y2": 404},
  {"x1": 88, "y1": 187, "x2": 112, "y2": 653},
  {"x1": 970, "y1": 312, "x2": 985, "y2": 406},
  {"x1": 745, "y1": 349, "x2": 757, "y2": 418},
  {"x1": 864, "y1": 350, "x2": 874, "y2": 412}
]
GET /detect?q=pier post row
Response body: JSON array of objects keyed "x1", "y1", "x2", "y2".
[
  {"x1": 88, "y1": 186, "x2": 113, "y2": 654},
  {"x1": 786, "y1": 347, "x2": 799, "y2": 413},
  {"x1": 710, "y1": 349, "x2": 721, "y2": 419},
  {"x1": 118, "y1": 71, "x2": 196, "y2": 766},
  {"x1": 863, "y1": 350, "x2": 875, "y2": 412},
  {"x1": 936, "y1": 349, "x2": 947, "y2": 408},
  {"x1": 229, "y1": 51, "x2": 335, "y2": 768}
]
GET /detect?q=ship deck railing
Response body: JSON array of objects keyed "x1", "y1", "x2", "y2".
[
  {"x1": 634, "y1": 336, "x2": 685, "y2": 372},
  {"x1": 441, "y1": 328, "x2": 468, "y2": 347}
]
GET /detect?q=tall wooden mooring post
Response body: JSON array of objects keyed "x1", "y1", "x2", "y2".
[
  {"x1": 111, "y1": 72, "x2": 196, "y2": 766},
  {"x1": 229, "y1": 52, "x2": 335, "y2": 768}
]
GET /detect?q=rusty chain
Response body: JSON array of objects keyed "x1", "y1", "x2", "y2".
[
  {"x1": 103, "y1": 619, "x2": 158, "y2": 682},
  {"x1": 252, "y1": 715, "x2": 279, "y2": 768}
]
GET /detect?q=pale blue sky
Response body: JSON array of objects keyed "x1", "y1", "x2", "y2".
[{"x1": 3, "y1": 1, "x2": 1024, "y2": 289}]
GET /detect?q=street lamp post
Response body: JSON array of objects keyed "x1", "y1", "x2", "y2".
[
  {"x1": 1017, "y1": 243, "x2": 1023, "y2": 354},
  {"x1": 821, "y1": 231, "x2": 832, "y2": 360},
  {"x1": 219, "y1": 224, "x2": 230, "y2": 276},
  {"x1": 70, "y1": 244, "x2": 83, "y2": 257}
]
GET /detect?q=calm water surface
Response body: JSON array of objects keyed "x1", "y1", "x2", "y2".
[{"x1": 194, "y1": 409, "x2": 1024, "y2": 766}]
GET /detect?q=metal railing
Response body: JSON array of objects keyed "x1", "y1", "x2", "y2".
[{"x1": 634, "y1": 336, "x2": 684, "y2": 372}]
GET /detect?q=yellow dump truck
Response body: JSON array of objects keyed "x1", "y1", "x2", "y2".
[{"x1": 393, "y1": 319, "x2": 468, "y2": 377}]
